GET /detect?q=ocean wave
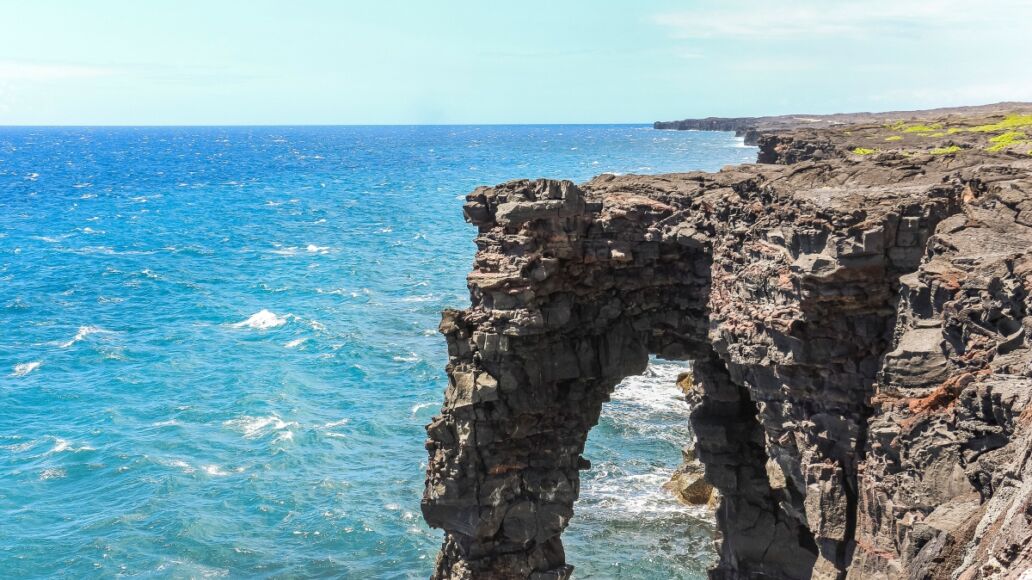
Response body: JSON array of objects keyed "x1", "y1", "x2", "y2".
[
  {"x1": 1, "y1": 439, "x2": 38, "y2": 453},
  {"x1": 32, "y1": 234, "x2": 71, "y2": 243},
  {"x1": 577, "y1": 360, "x2": 700, "y2": 521},
  {"x1": 151, "y1": 419, "x2": 180, "y2": 427},
  {"x1": 11, "y1": 361, "x2": 41, "y2": 377},
  {"x1": 47, "y1": 437, "x2": 94, "y2": 454},
  {"x1": 580, "y1": 464, "x2": 707, "y2": 519},
  {"x1": 39, "y1": 468, "x2": 67, "y2": 481},
  {"x1": 58, "y1": 325, "x2": 107, "y2": 348},
  {"x1": 284, "y1": 338, "x2": 306, "y2": 348},
  {"x1": 232, "y1": 310, "x2": 287, "y2": 330},
  {"x1": 411, "y1": 402, "x2": 435, "y2": 416},
  {"x1": 305, "y1": 244, "x2": 330, "y2": 254},
  {"x1": 203, "y1": 464, "x2": 232, "y2": 476},
  {"x1": 160, "y1": 458, "x2": 196, "y2": 474},
  {"x1": 223, "y1": 415, "x2": 298, "y2": 439},
  {"x1": 399, "y1": 294, "x2": 435, "y2": 303},
  {"x1": 608, "y1": 361, "x2": 692, "y2": 415}
]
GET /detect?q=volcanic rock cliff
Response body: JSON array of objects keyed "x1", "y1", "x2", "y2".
[{"x1": 423, "y1": 106, "x2": 1032, "y2": 579}]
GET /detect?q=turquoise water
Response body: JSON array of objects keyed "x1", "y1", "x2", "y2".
[{"x1": 0, "y1": 126, "x2": 754, "y2": 578}]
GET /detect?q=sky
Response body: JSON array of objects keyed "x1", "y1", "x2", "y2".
[{"x1": 0, "y1": 0, "x2": 1030, "y2": 125}]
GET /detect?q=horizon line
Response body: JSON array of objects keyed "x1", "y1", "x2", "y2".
[{"x1": 0, "y1": 122, "x2": 660, "y2": 129}]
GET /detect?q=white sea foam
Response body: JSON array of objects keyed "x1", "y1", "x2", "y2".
[
  {"x1": 58, "y1": 325, "x2": 106, "y2": 348},
  {"x1": 732, "y1": 136, "x2": 753, "y2": 149},
  {"x1": 305, "y1": 244, "x2": 330, "y2": 254},
  {"x1": 151, "y1": 419, "x2": 180, "y2": 427},
  {"x1": 39, "y1": 468, "x2": 67, "y2": 481},
  {"x1": 411, "y1": 402, "x2": 435, "y2": 415},
  {"x1": 34, "y1": 234, "x2": 71, "y2": 243},
  {"x1": 400, "y1": 294, "x2": 434, "y2": 303},
  {"x1": 580, "y1": 465, "x2": 705, "y2": 518},
  {"x1": 1, "y1": 439, "x2": 38, "y2": 453},
  {"x1": 284, "y1": 338, "x2": 306, "y2": 348},
  {"x1": 608, "y1": 361, "x2": 692, "y2": 415},
  {"x1": 233, "y1": 310, "x2": 287, "y2": 330},
  {"x1": 224, "y1": 415, "x2": 298, "y2": 439},
  {"x1": 47, "y1": 437, "x2": 94, "y2": 454},
  {"x1": 163, "y1": 458, "x2": 196, "y2": 474},
  {"x1": 393, "y1": 353, "x2": 420, "y2": 363},
  {"x1": 321, "y1": 419, "x2": 349, "y2": 429},
  {"x1": 11, "y1": 361, "x2": 41, "y2": 377},
  {"x1": 203, "y1": 464, "x2": 231, "y2": 476},
  {"x1": 577, "y1": 360, "x2": 701, "y2": 520},
  {"x1": 315, "y1": 287, "x2": 349, "y2": 296}
]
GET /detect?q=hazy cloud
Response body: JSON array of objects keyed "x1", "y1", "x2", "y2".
[
  {"x1": 652, "y1": 0, "x2": 1031, "y2": 40},
  {"x1": 874, "y1": 80, "x2": 1032, "y2": 107},
  {"x1": 0, "y1": 60, "x2": 117, "y2": 81}
]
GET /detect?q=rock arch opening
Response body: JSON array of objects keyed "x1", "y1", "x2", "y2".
[
  {"x1": 563, "y1": 357, "x2": 713, "y2": 577},
  {"x1": 423, "y1": 170, "x2": 961, "y2": 579}
]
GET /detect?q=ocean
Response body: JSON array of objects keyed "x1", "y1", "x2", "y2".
[{"x1": 0, "y1": 125, "x2": 755, "y2": 578}]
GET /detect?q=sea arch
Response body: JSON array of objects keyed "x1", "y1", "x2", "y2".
[{"x1": 421, "y1": 177, "x2": 819, "y2": 578}]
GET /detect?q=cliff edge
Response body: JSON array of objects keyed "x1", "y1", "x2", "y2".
[{"x1": 423, "y1": 107, "x2": 1032, "y2": 579}]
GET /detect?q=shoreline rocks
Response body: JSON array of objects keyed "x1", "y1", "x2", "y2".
[{"x1": 424, "y1": 105, "x2": 1032, "y2": 579}]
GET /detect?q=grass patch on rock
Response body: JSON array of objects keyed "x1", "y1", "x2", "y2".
[
  {"x1": 903, "y1": 123, "x2": 943, "y2": 133},
  {"x1": 967, "y1": 114, "x2": 1032, "y2": 133},
  {"x1": 987, "y1": 131, "x2": 1029, "y2": 152}
]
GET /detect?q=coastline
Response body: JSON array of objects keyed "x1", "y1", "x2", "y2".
[{"x1": 423, "y1": 104, "x2": 1032, "y2": 578}]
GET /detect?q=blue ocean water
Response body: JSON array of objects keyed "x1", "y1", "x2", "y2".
[{"x1": 0, "y1": 126, "x2": 754, "y2": 578}]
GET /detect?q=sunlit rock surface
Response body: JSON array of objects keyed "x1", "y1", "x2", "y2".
[{"x1": 424, "y1": 106, "x2": 1032, "y2": 579}]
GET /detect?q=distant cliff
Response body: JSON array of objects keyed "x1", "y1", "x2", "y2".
[
  {"x1": 654, "y1": 102, "x2": 1032, "y2": 146},
  {"x1": 424, "y1": 105, "x2": 1032, "y2": 579}
]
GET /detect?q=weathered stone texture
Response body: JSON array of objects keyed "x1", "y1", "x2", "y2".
[{"x1": 424, "y1": 117, "x2": 1032, "y2": 579}]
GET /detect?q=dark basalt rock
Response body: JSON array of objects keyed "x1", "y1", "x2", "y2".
[{"x1": 423, "y1": 108, "x2": 1032, "y2": 579}]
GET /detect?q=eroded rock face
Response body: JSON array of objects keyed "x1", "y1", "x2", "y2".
[{"x1": 423, "y1": 116, "x2": 1032, "y2": 579}]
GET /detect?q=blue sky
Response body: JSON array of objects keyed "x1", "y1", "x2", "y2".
[{"x1": 0, "y1": 0, "x2": 1029, "y2": 125}]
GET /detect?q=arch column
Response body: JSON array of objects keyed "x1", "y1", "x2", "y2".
[{"x1": 422, "y1": 179, "x2": 711, "y2": 578}]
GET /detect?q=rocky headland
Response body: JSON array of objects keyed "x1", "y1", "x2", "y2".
[{"x1": 423, "y1": 104, "x2": 1032, "y2": 579}]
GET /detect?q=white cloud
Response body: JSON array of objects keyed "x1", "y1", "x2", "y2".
[
  {"x1": 0, "y1": 60, "x2": 116, "y2": 81},
  {"x1": 653, "y1": 0, "x2": 1031, "y2": 40}
]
